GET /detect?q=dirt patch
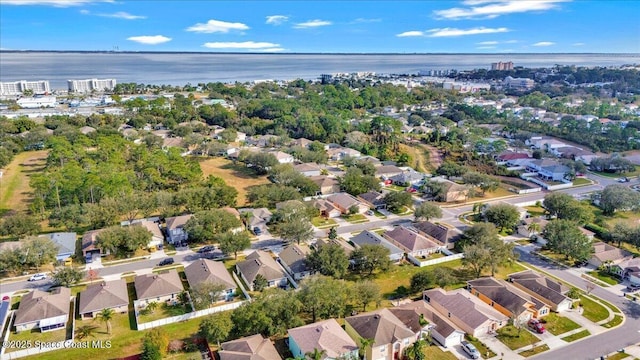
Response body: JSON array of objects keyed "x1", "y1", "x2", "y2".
[
  {"x1": 198, "y1": 157, "x2": 270, "y2": 206},
  {"x1": 0, "y1": 150, "x2": 48, "y2": 215},
  {"x1": 423, "y1": 144, "x2": 444, "y2": 169}
]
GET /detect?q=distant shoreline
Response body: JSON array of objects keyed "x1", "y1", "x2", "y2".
[{"x1": 1, "y1": 50, "x2": 639, "y2": 56}]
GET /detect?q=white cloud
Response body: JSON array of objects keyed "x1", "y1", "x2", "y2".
[
  {"x1": 533, "y1": 41, "x2": 555, "y2": 46},
  {"x1": 79, "y1": 9, "x2": 89, "y2": 14},
  {"x1": 396, "y1": 31, "x2": 425, "y2": 37},
  {"x1": 186, "y1": 19, "x2": 249, "y2": 33},
  {"x1": 293, "y1": 19, "x2": 332, "y2": 29},
  {"x1": 98, "y1": 11, "x2": 146, "y2": 20},
  {"x1": 434, "y1": 0, "x2": 568, "y2": 20},
  {"x1": 351, "y1": 18, "x2": 382, "y2": 23},
  {"x1": 202, "y1": 41, "x2": 281, "y2": 49},
  {"x1": 1, "y1": 0, "x2": 112, "y2": 6},
  {"x1": 477, "y1": 41, "x2": 499, "y2": 45},
  {"x1": 427, "y1": 27, "x2": 510, "y2": 37},
  {"x1": 127, "y1": 35, "x2": 171, "y2": 45},
  {"x1": 266, "y1": 15, "x2": 288, "y2": 25},
  {"x1": 572, "y1": 42, "x2": 585, "y2": 46}
]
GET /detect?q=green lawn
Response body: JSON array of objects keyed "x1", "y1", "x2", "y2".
[
  {"x1": 587, "y1": 270, "x2": 620, "y2": 285},
  {"x1": 524, "y1": 206, "x2": 546, "y2": 217},
  {"x1": 311, "y1": 216, "x2": 337, "y2": 228},
  {"x1": 342, "y1": 214, "x2": 369, "y2": 223},
  {"x1": 422, "y1": 344, "x2": 458, "y2": 360},
  {"x1": 606, "y1": 352, "x2": 631, "y2": 360},
  {"x1": 6, "y1": 326, "x2": 66, "y2": 353},
  {"x1": 496, "y1": 325, "x2": 540, "y2": 350},
  {"x1": 572, "y1": 178, "x2": 593, "y2": 186},
  {"x1": 519, "y1": 344, "x2": 550, "y2": 357},
  {"x1": 542, "y1": 313, "x2": 580, "y2": 335},
  {"x1": 579, "y1": 295, "x2": 610, "y2": 323},
  {"x1": 592, "y1": 169, "x2": 640, "y2": 178},
  {"x1": 465, "y1": 336, "x2": 496, "y2": 359},
  {"x1": 560, "y1": 329, "x2": 591, "y2": 342},
  {"x1": 137, "y1": 302, "x2": 192, "y2": 324},
  {"x1": 603, "y1": 314, "x2": 624, "y2": 328}
]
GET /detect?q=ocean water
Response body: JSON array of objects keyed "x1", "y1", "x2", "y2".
[{"x1": 1, "y1": 52, "x2": 639, "y2": 90}]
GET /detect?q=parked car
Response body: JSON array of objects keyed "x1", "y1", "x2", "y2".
[
  {"x1": 366, "y1": 210, "x2": 374, "y2": 216},
  {"x1": 528, "y1": 319, "x2": 546, "y2": 334},
  {"x1": 158, "y1": 258, "x2": 174, "y2": 266},
  {"x1": 28, "y1": 273, "x2": 47, "y2": 282},
  {"x1": 252, "y1": 227, "x2": 262, "y2": 236},
  {"x1": 618, "y1": 177, "x2": 630, "y2": 183},
  {"x1": 197, "y1": 245, "x2": 216, "y2": 253},
  {"x1": 461, "y1": 341, "x2": 480, "y2": 359},
  {"x1": 627, "y1": 284, "x2": 640, "y2": 292}
]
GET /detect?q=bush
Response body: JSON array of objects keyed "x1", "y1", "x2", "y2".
[{"x1": 585, "y1": 223, "x2": 610, "y2": 241}]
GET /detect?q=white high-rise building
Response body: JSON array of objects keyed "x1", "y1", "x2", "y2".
[
  {"x1": 0, "y1": 80, "x2": 51, "y2": 96},
  {"x1": 67, "y1": 78, "x2": 117, "y2": 93}
]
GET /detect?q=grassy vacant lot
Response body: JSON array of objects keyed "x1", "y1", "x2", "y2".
[
  {"x1": 0, "y1": 150, "x2": 47, "y2": 214},
  {"x1": 400, "y1": 143, "x2": 434, "y2": 173},
  {"x1": 198, "y1": 157, "x2": 270, "y2": 206},
  {"x1": 520, "y1": 344, "x2": 550, "y2": 357},
  {"x1": 496, "y1": 325, "x2": 540, "y2": 350},
  {"x1": 579, "y1": 295, "x2": 610, "y2": 322},
  {"x1": 542, "y1": 312, "x2": 580, "y2": 335},
  {"x1": 561, "y1": 329, "x2": 591, "y2": 342}
]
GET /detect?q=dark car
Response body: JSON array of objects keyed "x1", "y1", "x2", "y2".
[
  {"x1": 253, "y1": 227, "x2": 262, "y2": 235},
  {"x1": 197, "y1": 245, "x2": 216, "y2": 253},
  {"x1": 158, "y1": 258, "x2": 174, "y2": 266},
  {"x1": 528, "y1": 319, "x2": 546, "y2": 334}
]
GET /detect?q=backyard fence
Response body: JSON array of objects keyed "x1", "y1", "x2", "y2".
[{"x1": 407, "y1": 253, "x2": 464, "y2": 267}]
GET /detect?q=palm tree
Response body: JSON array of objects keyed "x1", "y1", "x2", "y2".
[
  {"x1": 358, "y1": 338, "x2": 375, "y2": 360},
  {"x1": 97, "y1": 308, "x2": 115, "y2": 335},
  {"x1": 305, "y1": 348, "x2": 327, "y2": 360},
  {"x1": 403, "y1": 339, "x2": 427, "y2": 360},
  {"x1": 75, "y1": 324, "x2": 99, "y2": 340},
  {"x1": 527, "y1": 222, "x2": 541, "y2": 239},
  {"x1": 146, "y1": 301, "x2": 158, "y2": 313}
]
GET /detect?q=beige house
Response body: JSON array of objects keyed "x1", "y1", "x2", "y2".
[
  {"x1": 427, "y1": 177, "x2": 469, "y2": 202},
  {"x1": 14, "y1": 287, "x2": 71, "y2": 333},
  {"x1": 509, "y1": 270, "x2": 573, "y2": 313},
  {"x1": 288, "y1": 319, "x2": 359, "y2": 360},
  {"x1": 134, "y1": 270, "x2": 184, "y2": 307},
  {"x1": 389, "y1": 301, "x2": 465, "y2": 349},
  {"x1": 467, "y1": 277, "x2": 550, "y2": 321},
  {"x1": 345, "y1": 308, "x2": 416, "y2": 360},
  {"x1": 327, "y1": 193, "x2": 369, "y2": 214},
  {"x1": 383, "y1": 226, "x2": 441, "y2": 257},
  {"x1": 236, "y1": 250, "x2": 287, "y2": 291},
  {"x1": 134, "y1": 220, "x2": 164, "y2": 251},
  {"x1": 278, "y1": 244, "x2": 313, "y2": 280},
  {"x1": 311, "y1": 198, "x2": 342, "y2": 219},
  {"x1": 79, "y1": 280, "x2": 129, "y2": 318},
  {"x1": 588, "y1": 241, "x2": 634, "y2": 268},
  {"x1": 184, "y1": 259, "x2": 236, "y2": 301},
  {"x1": 309, "y1": 175, "x2": 341, "y2": 195},
  {"x1": 423, "y1": 288, "x2": 508, "y2": 337},
  {"x1": 219, "y1": 334, "x2": 282, "y2": 360}
]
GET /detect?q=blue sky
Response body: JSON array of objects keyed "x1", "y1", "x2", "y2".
[{"x1": 1, "y1": 0, "x2": 638, "y2": 53}]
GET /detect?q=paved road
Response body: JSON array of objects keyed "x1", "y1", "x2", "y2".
[{"x1": 516, "y1": 247, "x2": 640, "y2": 360}]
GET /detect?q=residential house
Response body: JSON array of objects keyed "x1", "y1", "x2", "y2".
[
  {"x1": 358, "y1": 191, "x2": 386, "y2": 210},
  {"x1": 389, "y1": 301, "x2": 465, "y2": 349},
  {"x1": 134, "y1": 270, "x2": 184, "y2": 307},
  {"x1": 14, "y1": 287, "x2": 71, "y2": 333},
  {"x1": 526, "y1": 159, "x2": 570, "y2": 181},
  {"x1": 358, "y1": 155, "x2": 381, "y2": 166},
  {"x1": 508, "y1": 271, "x2": 573, "y2": 312},
  {"x1": 81, "y1": 229, "x2": 106, "y2": 258},
  {"x1": 78, "y1": 280, "x2": 129, "y2": 318},
  {"x1": 241, "y1": 208, "x2": 272, "y2": 234},
  {"x1": 427, "y1": 177, "x2": 469, "y2": 202},
  {"x1": 327, "y1": 147, "x2": 361, "y2": 161},
  {"x1": 350, "y1": 230, "x2": 404, "y2": 262},
  {"x1": 269, "y1": 150, "x2": 295, "y2": 164},
  {"x1": 293, "y1": 162, "x2": 321, "y2": 177},
  {"x1": 517, "y1": 217, "x2": 548, "y2": 241},
  {"x1": 410, "y1": 221, "x2": 461, "y2": 250},
  {"x1": 309, "y1": 175, "x2": 341, "y2": 195},
  {"x1": 184, "y1": 259, "x2": 236, "y2": 301},
  {"x1": 383, "y1": 226, "x2": 441, "y2": 258},
  {"x1": 390, "y1": 171, "x2": 424, "y2": 187},
  {"x1": 219, "y1": 334, "x2": 282, "y2": 360},
  {"x1": 314, "y1": 238, "x2": 355, "y2": 257},
  {"x1": 467, "y1": 277, "x2": 550, "y2": 322},
  {"x1": 580, "y1": 227, "x2": 596, "y2": 240},
  {"x1": 165, "y1": 214, "x2": 193, "y2": 244},
  {"x1": 236, "y1": 250, "x2": 288, "y2": 291},
  {"x1": 291, "y1": 137, "x2": 313, "y2": 149},
  {"x1": 344, "y1": 308, "x2": 416, "y2": 360},
  {"x1": 375, "y1": 165, "x2": 404, "y2": 180},
  {"x1": 39, "y1": 232, "x2": 76, "y2": 262},
  {"x1": 252, "y1": 134, "x2": 279, "y2": 148},
  {"x1": 496, "y1": 151, "x2": 530, "y2": 164},
  {"x1": 326, "y1": 193, "x2": 369, "y2": 214},
  {"x1": 554, "y1": 146, "x2": 598, "y2": 165},
  {"x1": 222, "y1": 207, "x2": 245, "y2": 234},
  {"x1": 288, "y1": 319, "x2": 359, "y2": 360},
  {"x1": 423, "y1": 288, "x2": 508, "y2": 337},
  {"x1": 134, "y1": 220, "x2": 164, "y2": 251},
  {"x1": 589, "y1": 242, "x2": 634, "y2": 268},
  {"x1": 278, "y1": 244, "x2": 313, "y2": 280},
  {"x1": 311, "y1": 198, "x2": 342, "y2": 219},
  {"x1": 612, "y1": 258, "x2": 640, "y2": 286}
]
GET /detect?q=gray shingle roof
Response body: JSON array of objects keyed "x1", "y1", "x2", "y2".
[
  {"x1": 288, "y1": 319, "x2": 358, "y2": 359},
  {"x1": 134, "y1": 270, "x2": 184, "y2": 301},
  {"x1": 78, "y1": 280, "x2": 129, "y2": 315},
  {"x1": 184, "y1": 259, "x2": 236, "y2": 290},
  {"x1": 468, "y1": 277, "x2": 546, "y2": 314},
  {"x1": 389, "y1": 301, "x2": 460, "y2": 338},
  {"x1": 423, "y1": 288, "x2": 507, "y2": 329},
  {"x1": 345, "y1": 308, "x2": 415, "y2": 346},
  {"x1": 40, "y1": 232, "x2": 76, "y2": 256},
  {"x1": 15, "y1": 287, "x2": 71, "y2": 326},
  {"x1": 278, "y1": 244, "x2": 311, "y2": 275},
  {"x1": 236, "y1": 250, "x2": 286, "y2": 284},
  {"x1": 350, "y1": 230, "x2": 403, "y2": 257},
  {"x1": 384, "y1": 226, "x2": 440, "y2": 252}
]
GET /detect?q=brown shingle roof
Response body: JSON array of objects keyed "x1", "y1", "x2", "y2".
[
  {"x1": 384, "y1": 226, "x2": 440, "y2": 252},
  {"x1": 134, "y1": 270, "x2": 184, "y2": 301},
  {"x1": 467, "y1": 277, "x2": 546, "y2": 314},
  {"x1": 345, "y1": 308, "x2": 415, "y2": 347},
  {"x1": 327, "y1": 193, "x2": 361, "y2": 210},
  {"x1": 389, "y1": 301, "x2": 460, "y2": 338},
  {"x1": 509, "y1": 271, "x2": 570, "y2": 307},
  {"x1": 236, "y1": 250, "x2": 286, "y2": 284},
  {"x1": 165, "y1": 214, "x2": 193, "y2": 230},
  {"x1": 288, "y1": 319, "x2": 358, "y2": 359},
  {"x1": 278, "y1": 244, "x2": 311, "y2": 275},
  {"x1": 423, "y1": 288, "x2": 507, "y2": 329},
  {"x1": 14, "y1": 287, "x2": 71, "y2": 326},
  {"x1": 411, "y1": 221, "x2": 460, "y2": 246},
  {"x1": 219, "y1": 334, "x2": 282, "y2": 360},
  {"x1": 184, "y1": 259, "x2": 236, "y2": 290},
  {"x1": 135, "y1": 220, "x2": 164, "y2": 239},
  {"x1": 78, "y1": 280, "x2": 129, "y2": 315}
]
